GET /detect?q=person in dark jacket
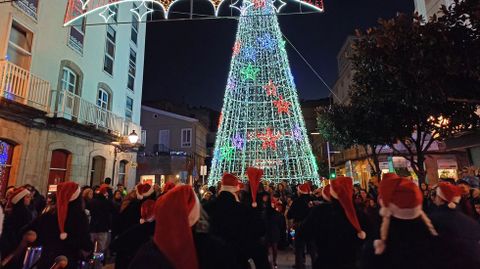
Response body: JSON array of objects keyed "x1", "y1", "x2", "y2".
[
  {"x1": 113, "y1": 183, "x2": 155, "y2": 239},
  {"x1": 0, "y1": 188, "x2": 32, "y2": 269},
  {"x1": 204, "y1": 173, "x2": 268, "y2": 269},
  {"x1": 360, "y1": 173, "x2": 439, "y2": 269},
  {"x1": 428, "y1": 182, "x2": 480, "y2": 268},
  {"x1": 267, "y1": 201, "x2": 287, "y2": 268},
  {"x1": 304, "y1": 179, "x2": 367, "y2": 269},
  {"x1": 24, "y1": 184, "x2": 46, "y2": 218},
  {"x1": 129, "y1": 185, "x2": 237, "y2": 269},
  {"x1": 287, "y1": 183, "x2": 315, "y2": 269},
  {"x1": 26, "y1": 182, "x2": 93, "y2": 269},
  {"x1": 88, "y1": 185, "x2": 115, "y2": 254},
  {"x1": 111, "y1": 199, "x2": 156, "y2": 269}
]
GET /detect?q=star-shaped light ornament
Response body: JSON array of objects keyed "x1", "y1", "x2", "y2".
[
  {"x1": 292, "y1": 125, "x2": 303, "y2": 141},
  {"x1": 233, "y1": 41, "x2": 242, "y2": 56},
  {"x1": 257, "y1": 33, "x2": 275, "y2": 51},
  {"x1": 227, "y1": 77, "x2": 237, "y2": 91},
  {"x1": 230, "y1": 0, "x2": 252, "y2": 15},
  {"x1": 131, "y1": 1, "x2": 154, "y2": 22},
  {"x1": 272, "y1": 0, "x2": 287, "y2": 12},
  {"x1": 257, "y1": 128, "x2": 282, "y2": 150},
  {"x1": 241, "y1": 64, "x2": 260, "y2": 81},
  {"x1": 79, "y1": 0, "x2": 90, "y2": 10},
  {"x1": 253, "y1": 0, "x2": 266, "y2": 9},
  {"x1": 220, "y1": 146, "x2": 235, "y2": 161},
  {"x1": 232, "y1": 133, "x2": 245, "y2": 150},
  {"x1": 242, "y1": 46, "x2": 257, "y2": 62},
  {"x1": 273, "y1": 95, "x2": 291, "y2": 114},
  {"x1": 263, "y1": 80, "x2": 278, "y2": 96},
  {"x1": 99, "y1": 6, "x2": 116, "y2": 23}
]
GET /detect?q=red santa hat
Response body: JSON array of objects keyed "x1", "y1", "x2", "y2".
[
  {"x1": 98, "y1": 184, "x2": 110, "y2": 196},
  {"x1": 153, "y1": 185, "x2": 200, "y2": 269},
  {"x1": 322, "y1": 184, "x2": 332, "y2": 202},
  {"x1": 56, "y1": 182, "x2": 81, "y2": 240},
  {"x1": 247, "y1": 167, "x2": 263, "y2": 207},
  {"x1": 374, "y1": 174, "x2": 438, "y2": 255},
  {"x1": 140, "y1": 199, "x2": 156, "y2": 224},
  {"x1": 136, "y1": 183, "x2": 154, "y2": 200},
  {"x1": 330, "y1": 177, "x2": 366, "y2": 240},
  {"x1": 297, "y1": 183, "x2": 311, "y2": 195},
  {"x1": 220, "y1": 173, "x2": 240, "y2": 194},
  {"x1": 436, "y1": 182, "x2": 461, "y2": 209},
  {"x1": 163, "y1": 181, "x2": 176, "y2": 194},
  {"x1": 9, "y1": 187, "x2": 30, "y2": 205}
]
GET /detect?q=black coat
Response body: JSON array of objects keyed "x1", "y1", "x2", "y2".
[
  {"x1": 114, "y1": 199, "x2": 143, "y2": 237},
  {"x1": 287, "y1": 194, "x2": 311, "y2": 223},
  {"x1": 303, "y1": 200, "x2": 364, "y2": 269},
  {"x1": 429, "y1": 205, "x2": 480, "y2": 268},
  {"x1": 266, "y1": 209, "x2": 286, "y2": 244},
  {"x1": 204, "y1": 191, "x2": 267, "y2": 269},
  {"x1": 27, "y1": 198, "x2": 93, "y2": 269},
  {"x1": 129, "y1": 232, "x2": 238, "y2": 269},
  {"x1": 110, "y1": 221, "x2": 155, "y2": 269},
  {"x1": 87, "y1": 194, "x2": 115, "y2": 233},
  {"x1": 0, "y1": 203, "x2": 32, "y2": 269},
  {"x1": 360, "y1": 217, "x2": 439, "y2": 269}
]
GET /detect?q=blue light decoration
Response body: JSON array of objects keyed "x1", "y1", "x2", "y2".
[
  {"x1": 232, "y1": 133, "x2": 245, "y2": 150},
  {"x1": 292, "y1": 125, "x2": 303, "y2": 141},
  {"x1": 242, "y1": 46, "x2": 257, "y2": 62},
  {"x1": 257, "y1": 33, "x2": 275, "y2": 51},
  {"x1": 227, "y1": 77, "x2": 237, "y2": 91}
]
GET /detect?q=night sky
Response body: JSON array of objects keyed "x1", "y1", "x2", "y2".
[{"x1": 142, "y1": 0, "x2": 414, "y2": 110}]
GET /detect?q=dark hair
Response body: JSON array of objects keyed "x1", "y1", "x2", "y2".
[{"x1": 104, "y1": 178, "x2": 112, "y2": 185}]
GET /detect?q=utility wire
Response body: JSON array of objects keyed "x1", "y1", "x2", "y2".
[{"x1": 281, "y1": 33, "x2": 341, "y2": 102}]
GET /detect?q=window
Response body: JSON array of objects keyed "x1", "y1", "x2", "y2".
[
  {"x1": 103, "y1": 25, "x2": 116, "y2": 75},
  {"x1": 125, "y1": 97, "x2": 133, "y2": 119},
  {"x1": 48, "y1": 150, "x2": 70, "y2": 186},
  {"x1": 131, "y1": 3, "x2": 139, "y2": 45},
  {"x1": 181, "y1": 128, "x2": 192, "y2": 148},
  {"x1": 110, "y1": 4, "x2": 119, "y2": 23},
  {"x1": 13, "y1": 0, "x2": 39, "y2": 20},
  {"x1": 68, "y1": 16, "x2": 86, "y2": 53},
  {"x1": 97, "y1": 88, "x2": 110, "y2": 110},
  {"x1": 118, "y1": 160, "x2": 128, "y2": 186},
  {"x1": 61, "y1": 67, "x2": 77, "y2": 94},
  {"x1": 0, "y1": 140, "x2": 14, "y2": 198},
  {"x1": 7, "y1": 21, "x2": 33, "y2": 69},
  {"x1": 127, "y1": 48, "x2": 136, "y2": 90}
]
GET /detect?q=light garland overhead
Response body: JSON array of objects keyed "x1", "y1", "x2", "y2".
[
  {"x1": 63, "y1": 0, "x2": 325, "y2": 26},
  {"x1": 208, "y1": 1, "x2": 319, "y2": 185}
]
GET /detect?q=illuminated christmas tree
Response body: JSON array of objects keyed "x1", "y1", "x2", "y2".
[{"x1": 208, "y1": 0, "x2": 319, "y2": 185}]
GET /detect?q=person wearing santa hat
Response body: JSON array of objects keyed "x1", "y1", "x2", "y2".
[
  {"x1": 360, "y1": 173, "x2": 439, "y2": 269},
  {"x1": 287, "y1": 183, "x2": 316, "y2": 269},
  {"x1": 130, "y1": 185, "x2": 236, "y2": 269},
  {"x1": 0, "y1": 187, "x2": 32, "y2": 269},
  {"x1": 114, "y1": 182, "x2": 156, "y2": 238},
  {"x1": 428, "y1": 182, "x2": 480, "y2": 268},
  {"x1": 304, "y1": 178, "x2": 367, "y2": 269},
  {"x1": 204, "y1": 173, "x2": 268, "y2": 269},
  {"x1": 111, "y1": 199, "x2": 156, "y2": 269},
  {"x1": 26, "y1": 181, "x2": 93, "y2": 269}
]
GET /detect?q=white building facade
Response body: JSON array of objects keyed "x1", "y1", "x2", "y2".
[
  {"x1": 414, "y1": 0, "x2": 455, "y2": 18},
  {"x1": 0, "y1": 0, "x2": 146, "y2": 193}
]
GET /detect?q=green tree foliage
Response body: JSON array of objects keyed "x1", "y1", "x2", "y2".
[{"x1": 349, "y1": 0, "x2": 480, "y2": 185}]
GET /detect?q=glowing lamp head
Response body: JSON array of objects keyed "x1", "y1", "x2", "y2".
[{"x1": 128, "y1": 130, "x2": 139, "y2": 144}]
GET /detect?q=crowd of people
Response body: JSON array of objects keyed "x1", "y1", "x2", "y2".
[{"x1": 0, "y1": 171, "x2": 479, "y2": 269}]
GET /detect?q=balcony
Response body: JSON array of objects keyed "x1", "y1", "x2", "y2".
[
  {"x1": 1, "y1": 60, "x2": 141, "y2": 142},
  {"x1": 0, "y1": 60, "x2": 51, "y2": 112},
  {"x1": 51, "y1": 90, "x2": 141, "y2": 138}
]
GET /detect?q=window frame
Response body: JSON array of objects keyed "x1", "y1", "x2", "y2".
[
  {"x1": 181, "y1": 128, "x2": 193, "y2": 148},
  {"x1": 103, "y1": 24, "x2": 117, "y2": 75},
  {"x1": 118, "y1": 160, "x2": 128, "y2": 186},
  {"x1": 97, "y1": 88, "x2": 110, "y2": 110},
  {"x1": 125, "y1": 96, "x2": 133, "y2": 120},
  {"x1": 68, "y1": 15, "x2": 86, "y2": 54},
  {"x1": 7, "y1": 20, "x2": 33, "y2": 69},
  {"x1": 61, "y1": 67, "x2": 77, "y2": 94},
  {"x1": 127, "y1": 48, "x2": 137, "y2": 91}
]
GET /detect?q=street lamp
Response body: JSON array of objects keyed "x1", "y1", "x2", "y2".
[{"x1": 128, "y1": 130, "x2": 139, "y2": 144}]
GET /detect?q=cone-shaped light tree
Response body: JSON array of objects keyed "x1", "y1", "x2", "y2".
[{"x1": 208, "y1": 0, "x2": 319, "y2": 185}]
